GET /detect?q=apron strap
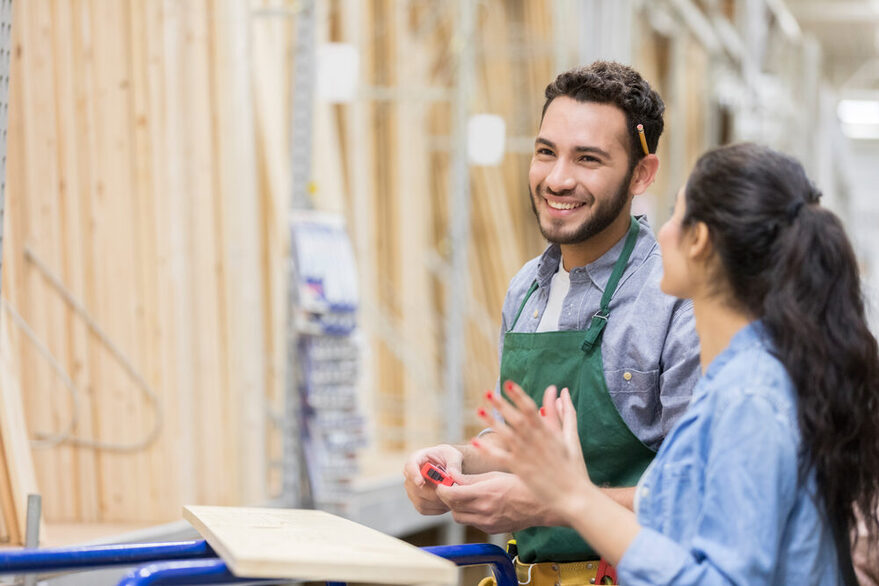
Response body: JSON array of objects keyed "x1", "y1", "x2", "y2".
[
  {"x1": 581, "y1": 217, "x2": 640, "y2": 352},
  {"x1": 509, "y1": 280, "x2": 539, "y2": 331}
]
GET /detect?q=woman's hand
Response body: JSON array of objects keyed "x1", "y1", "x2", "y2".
[{"x1": 473, "y1": 382, "x2": 595, "y2": 518}]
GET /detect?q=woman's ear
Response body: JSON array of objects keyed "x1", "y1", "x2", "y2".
[
  {"x1": 686, "y1": 221, "x2": 713, "y2": 262},
  {"x1": 630, "y1": 154, "x2": 659, "y2": 195}
]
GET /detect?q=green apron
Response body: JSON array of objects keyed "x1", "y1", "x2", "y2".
[{"x1": 502, "y1": 217, "x2": 655, "y2": 563}]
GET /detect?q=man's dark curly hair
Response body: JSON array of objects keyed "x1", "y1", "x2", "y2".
[{"x1": 542, "y1": 61, "x2": 665, "y2": 168}]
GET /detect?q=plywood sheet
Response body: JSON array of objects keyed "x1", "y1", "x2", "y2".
[{"x1": 183, "y1": 505, "x2": 457, "y2": 584}]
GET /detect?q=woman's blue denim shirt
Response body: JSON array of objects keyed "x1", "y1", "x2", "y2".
[{"x1": 617, "y1": 321, "x2": 840, "y2": 584}]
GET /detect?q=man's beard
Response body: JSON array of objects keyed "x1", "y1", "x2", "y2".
[{"x1": 530, "y1": 169, "x2": 633, "y2": 245}]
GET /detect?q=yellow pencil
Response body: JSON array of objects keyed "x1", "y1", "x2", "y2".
[{"x1": 637, "y1": 123, "x2": 649, "y2": 156}]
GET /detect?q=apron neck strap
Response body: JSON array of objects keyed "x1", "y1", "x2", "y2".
[
  {"x1": 581, "y1": 216, "x2": 640, "y2": 352},
  {"x1": 507, "y1": 217, "x2": 641, "y2": 336},
  {"x1": 510, "y1": 280, "x2": 540, "y2": 330}
]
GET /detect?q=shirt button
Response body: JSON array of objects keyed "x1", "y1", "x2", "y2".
[
  {"x1": 641, "y1": 486, "x2": 650, "y2": 498},
  {"x1": 623, "y1": 371, "x2": 632, "y2": 381},
  {"x1": 532, "y1": 310, "x2": 539, "y2": 319}
]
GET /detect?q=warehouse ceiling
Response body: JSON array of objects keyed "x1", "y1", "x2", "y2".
[{"x1": 788, "y1": 0, "x2": 879, "y2": 91}]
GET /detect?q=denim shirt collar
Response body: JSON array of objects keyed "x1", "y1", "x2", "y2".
[
  {"x1": 702, "y1": 320, "x2": 769, "y2": 383},
  {"x1": 534, "y1": 216, "x2": 654, "y2": 292}
]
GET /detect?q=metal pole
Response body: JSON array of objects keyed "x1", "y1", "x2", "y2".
[
  {"x1": 0, "y1": 0, "x2": 14, "y2": 299},
  {"x1": 290, "y1": 0, "x2": 316, "y2": 212},
  {"x1": 442, "y1": 0, "x2": 476, "y2": 546},
  {"x1": 444, "y1": 0, "x2": 475, "y2": 464},
  {"x1": 738, "y1": 0, "x2": 765, "y2": 140},
  {"x1": 666, "y1": 29, "x2": 687, "y2": 206},
  {"x1": 579, "y1": 0, "x2": 633, "y2": 65},
  {"x1": 283, "y1": 0, "x2": 317, "y2": 509},
  {"x1": 22, "y1": 493, "x2": 40, "y2": 586}
]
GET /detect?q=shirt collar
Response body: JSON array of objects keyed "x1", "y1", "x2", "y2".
[{"x1": 534, "y1": 215, "x2": 655, "y2": 291}]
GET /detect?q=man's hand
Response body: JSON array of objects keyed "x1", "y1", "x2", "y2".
[
  {"x1": 433, "y1": 471, "x2": 563, "y2": 534},
  {"x1": 403, "y1": 444, "x2": 464, "y2": 515}
]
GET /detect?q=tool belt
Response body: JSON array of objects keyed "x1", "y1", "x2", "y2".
[
  {"x1": 476, "y1": 556, "x2": 618, "y2": 586},
  {"x1": 513, "y1": 556, "x2": 617, "y2": 585},
  {"x1": 475, "y1": 539, "x2": 618, "y2": 586}
]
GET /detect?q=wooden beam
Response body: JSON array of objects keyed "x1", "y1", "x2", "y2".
[
  {"x1": 208, "y1": 0, "x2": 267, "y2": 506},
  {"x1": 0, "y1": 310, "x2": 41, "y2": 543},
  {"x1": 183, "y1": 505, "x2": 458, "y2": 583},
  {"x1": 790, "y1": 2, "x2": 879, "y2": 23}
]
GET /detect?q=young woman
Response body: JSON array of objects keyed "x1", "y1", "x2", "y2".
[{"x1": 475, "y1": 143, "x2": 879, "y2": 584}]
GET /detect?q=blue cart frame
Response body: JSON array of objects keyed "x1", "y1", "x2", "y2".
[{"x1": 0, "y1": 540, "x2": 516, "y2": 586}]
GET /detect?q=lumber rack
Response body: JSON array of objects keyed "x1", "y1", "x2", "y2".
[{"x1": 0, "y1": 540, "x2": 517, "y2": 586}]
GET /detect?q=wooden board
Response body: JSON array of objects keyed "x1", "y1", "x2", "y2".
[
  {"x1": 183, "y1": 505, "x2": 457, "y2": 584},
  {"x1": 0, "y1": 314, "x2": 41, "y2": 543}
]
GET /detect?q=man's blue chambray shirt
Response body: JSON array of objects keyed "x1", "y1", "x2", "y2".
[
  {"x1": 618, "y1": 321, "x2": 840, "y2": 584},
  {"x1": 499, "y1": 216, "x2": 701, "y2": 450}
]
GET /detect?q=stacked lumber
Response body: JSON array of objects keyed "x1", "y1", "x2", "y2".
[
  {"x1": 0, "y1": 0, "x2": 280, "y2": 525},
  {"x1": 0, "y1": 0, "x2": 711, "y2": 531},
  {"x1": 323, "y1": 0, "x2": 550, "y2": 454},
  {"x1": 0, "y1": 308, "x2": 39, "y2": 543}
]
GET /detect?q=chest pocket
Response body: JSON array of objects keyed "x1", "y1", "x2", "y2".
[
  {"x1": 602, "y1": 367, "x2": 660, "y2": 442},
  {"x1": 606, "y1": 367, "x2": 659, "y2": 394}
]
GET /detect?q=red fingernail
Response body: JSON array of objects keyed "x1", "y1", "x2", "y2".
[
  {"x1": 471, "y1": 438, "x2": 481, "y2": 448},
  {"x1": 504, "y1": 381, "x2": 513, "y2": 392},
  {"x1": 485, "y1": 390, "x2": 494, "y2": 401},
  {"x1": 539, "y1": 407, "x2": 546, "y2": 416},
  {"x1": 477, "y1": 408, "x2": 487, "y2": 418}
]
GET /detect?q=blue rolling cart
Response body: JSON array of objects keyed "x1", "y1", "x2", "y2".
[{"x1": 0, "y1": 539, "x2": 516, "y2": 586}]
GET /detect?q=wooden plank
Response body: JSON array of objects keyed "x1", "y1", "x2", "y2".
[
  {"x1": 33, "y1": 0, "x2": 76, "y2": 521},
  {"x1": 636, "y1": 28, "x2": 670, "y2": 206},
  {"x1": 183, "y1": 505, "x2": 457, "y2": 584},
  {"x1": 127, "y1": 0, "x2": 169, "y2": 522},
  {"x1": 311, "y1": 0, "x2": 346, "y2": 216},
  {"x1": 53, "y1": 0, "x2": 99, "y2": 524},
  {"x1": 1, "y1": 0, "x2": 31, "y2": 542},
  {"x1": 85, "y1": 0, "x2": 141, "y2": 521},
  {"x1": 177, "y1": 0, "x2": 227, "y2": 507},
  {"x1": 207, "y1": 0, "x2": 267, "y2": 506},
  {"x1": 250, "y1": 2, "x2": 291, "y2": 500},
  {"x1": 148, "y1": 0, "x2": 198, "y2": 518},
  {"x1": 0, "y1": 323, "x2": 23, "y2": 544},
  {"x1": 117, "y1": 0, "x2": 148, "y2": 522},
  {"x1": 14, "y1": 0, "x2": 71, "y2": 521},
  {"x1": 77, "y1": 0, "x2": 114, "y2": 522},
  {"x1": 684, "y1": 36, "x2": 708, "y2": 173},
  {"x1": 0, "y1": 313, "x2": 41, "y2": 543},
  {"x1": 0, "y1": 452, "x2": 11, "y2": 542},
  {"x1": 371, "y1": 0, "x2": 404, "y2": 451},
  {"x1": 394, "y1": 1, "x2": 441, "y2": 451},
  {"x1": 339, "y1": 0, "x2": 380, "y2": 455}
]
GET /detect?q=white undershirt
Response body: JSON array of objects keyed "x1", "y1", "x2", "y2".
[{"x1": 536, "y1": 258, "x2": 570, "y2": 332}]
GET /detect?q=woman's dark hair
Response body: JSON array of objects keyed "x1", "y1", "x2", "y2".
[
  {"x1": 542, "y1": 61, "x2": 664, "y2": 169},
  {"x1": 683, "y1": 142, "x2": 879, "y2": 582}
]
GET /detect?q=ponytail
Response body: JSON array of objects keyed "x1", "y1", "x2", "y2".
[
  {"x1": 764, "y1": 203, "x2": 879, "y2": 583},
  {"x1": 684, "y1": 144, "x2": 879, "y2": 579}
]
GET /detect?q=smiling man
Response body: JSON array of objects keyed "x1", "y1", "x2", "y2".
[{"x1": 403, "y1": 62, "x2": 701, "y2": 584}]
